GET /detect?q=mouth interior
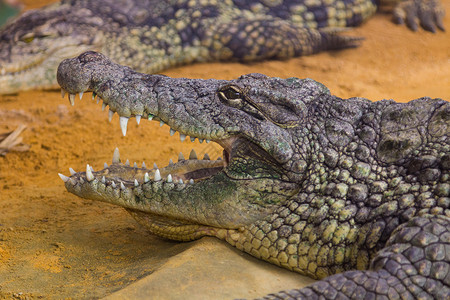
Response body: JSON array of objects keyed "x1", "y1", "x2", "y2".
[{"x1": 100, "y1": 151, "x2": 228, "y2": 186}]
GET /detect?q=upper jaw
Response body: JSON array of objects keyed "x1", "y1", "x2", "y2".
[
  {"x1": 59, "y1": 84, "x2": 232, "y2": 148},
  {"x1": 57, "y1": 52, "x2": 232, "y2": 143},
  {"x1": 57, "y1": 51, "x2": 295, "y2": 170}
]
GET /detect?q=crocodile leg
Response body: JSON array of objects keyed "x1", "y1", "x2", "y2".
[
  {"x1": 393, "y1": 0, "x2": 446, "y2": 32},
  {"x1": 261, "y1": 215, "x2": 450, "y2": 299}
]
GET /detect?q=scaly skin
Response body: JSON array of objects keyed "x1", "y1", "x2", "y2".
[
  {"x1": 56, "y1": 51, "x2": 449, "y2": 299},
  {"x1": 0, "y1": 0, "x2": 445, "y2": 94}
]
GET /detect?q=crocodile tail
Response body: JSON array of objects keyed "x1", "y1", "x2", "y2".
[
  {"x1": 319, "y1": 28, "x2": 364, "y2": 51},
  {"x1": 208, "y1": 19, "x2": 364, "y2": 62}
]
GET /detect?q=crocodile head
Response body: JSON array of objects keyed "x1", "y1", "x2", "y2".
[
  {"x1": 57, "y1": 51, "x2": 331, "y2": 241},
  {"x1": 0, "y1": 2, "x2": 104, "y2": 94}
]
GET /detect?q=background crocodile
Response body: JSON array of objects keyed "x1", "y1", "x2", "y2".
[
  {"x1": 0, "y1": 0, "x2": 445, "y2": 94},
  {"x1": 56, "y1": 51, "x2": 449, "y2": 299}
]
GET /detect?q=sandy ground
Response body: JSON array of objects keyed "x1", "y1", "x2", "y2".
[{"x1": 0, "y1": 0, "x2": 449, "y2": 299}]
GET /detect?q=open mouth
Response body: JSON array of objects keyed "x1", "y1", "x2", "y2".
[
  {"x1": 56, "y1": 89, "x2": 257, "y2": 238},
  {"x1": 58, "y1": 68, "x2": 298, "y2": 240},
  {"x1": 58, "y1": 90, "x2": 235, "y2": 189}
]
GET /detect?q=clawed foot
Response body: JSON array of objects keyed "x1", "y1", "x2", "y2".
[{"x1": 393, "y1": 0, "x2": 445, "y2": 32}]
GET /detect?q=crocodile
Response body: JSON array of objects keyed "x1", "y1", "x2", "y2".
[
  {"x1": 0, "y1": 0, "x2": 445, "y2": 94},
  {"x1": 56, "y1": 51, "x2": 449, "y2": 299}
]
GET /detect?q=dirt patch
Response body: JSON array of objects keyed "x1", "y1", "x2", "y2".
[{"x1": 0, "y1": 0, "x2": 449, "y2": 299}]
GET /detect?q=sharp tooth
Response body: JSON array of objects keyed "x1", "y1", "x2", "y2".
[
  {"x1": 90, "y1": 165, "x2": 94, "y2": 172},
  {"x1": 169, "y1": 159, "x2": 174, "y2": 166},
  {"x1": 144, "y1": 172, "x2": 150, "y2": 183},
  {"x1": 148, "y1": 114, "x2": 154, "y2": 121},
  {"x1": 108, "y1": 109, "x2": 114, "y2": 122},
  {"x1": 170, "y1": 128, "x2": 176, "y2": 136},
  {"x1": 189, "y1": 149, "x2": 198, "y2": 160},
  {"x1": 206, "y1": 139, "x2": 210, "y2": 143},
  {"x1": 167, "y1": 174, "x2": 173, "y2": 183},
  {"x1": 102, "y1": 176, "x2": 106, "y2": 183},
  {"x1": 119, "y1": 116, "x2": 129, "y2": 136},
  {"x1": 111, "y1": 181, "x2": 116, "y2": 188},
  {"x1": 120, "y1": 182, "x2": 126, "y2": 190},
  {"x1": 142, "y1": 161, "x2": 146, "y2": 168},
  {"x1": 134, "y1": 179, "x2": 139, "y2": 187},
  {"x1": 58, "y1": 173, "x2": 69, "y2": 182},
  {"x1": 199, "y1": 139, "x2": 204, "y2": 143},
  {"x1": 61, "y1": 89, "x2": 66, "y2": 98},
  {"x1": 102, "y1": 103, "x2": 107, "y2": 111},
  {"x1": 180, "y1": 134, "x2": 186, "y2": 142},
  {"x1": 104, "y1": 162, "x2": 108, "y2": 168},
  {"x1": 189, "y1": 179, "x2": 194, "y2": 184},
  {"x1": 190, "y1": 137, "x2": 196, "y2": 142},
  {"x1": 133, "y1": 162, "x2": 138, "y2": 168},
  {"x1": 217, "y1": 157, "x2": 222, "y2": 160},
  {"x1": 153, "y1": 163, "x2": 158, "y2": 169},
  {"x1": 86, "y1": 164, "x2": 94, "y2": 182},
  {"x1": 154, "y1": 169, "x2": 161, "y2": 181},
  {"x1": 136, "y1": 115, "x2": 141, "y2": 125},
  {"x1": 69, "y1": 168, "x2": 76, "y2": 175},
  {"x1": 92, "y1": 92, "x2": 97, "y2": 100},
  {"x1": 179, "y1": 179, "x2": 183, "y2": 184},
  {"x1": 125, "y1": 159, "x2": 130, "y2": 166},
  {"x1": 97, "y1": 97, "x2": 101, "y2": 104},
  {"x1": 79, "y1": 92, "x2": 84, "y2": 100},
  {"x1": 178, "y1": 152, "x2": 185, "y2": 161},
  {"x1": 112, "y1": 147, "x2": 120, "y2": 163},
  {"x1": 68, "y1": 94, "x2": 75, "y2": 106},
  {"x1": 160, "y1": 120, "x2": 164, "y2": 127},
  {"x1": 203, "y1": 153, "x2": 210, "y2": 160}
]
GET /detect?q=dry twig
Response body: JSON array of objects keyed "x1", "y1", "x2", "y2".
[{"x1": 0, "y1": 124, "x2": 30, "y2": 156}]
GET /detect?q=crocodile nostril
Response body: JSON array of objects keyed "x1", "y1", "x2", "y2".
[{"x1": 78, "y1": 51, "x2": 104, "y2": 63}]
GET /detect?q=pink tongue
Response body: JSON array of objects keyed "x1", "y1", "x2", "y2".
[{"x1": 223, "y1": 149, "x2": 230, "y2": 167}]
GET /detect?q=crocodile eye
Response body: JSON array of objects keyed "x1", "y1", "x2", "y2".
[
  {"x1": 20, "y1": 33, "x2": 35, "y2": 43},
  {"x1": 218, "y1": 86, "x2": 243, "y2": 104},
  {"x1": 223, "y1": 88, "x2": 241, "y2": 100}
]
